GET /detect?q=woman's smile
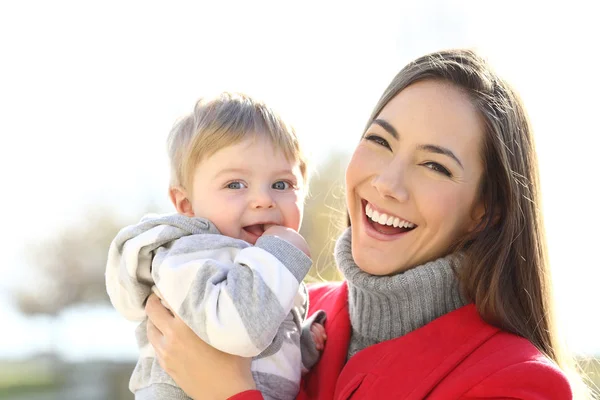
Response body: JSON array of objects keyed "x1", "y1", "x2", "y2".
[{"x1": 362, "y1": 199, "x2": 416, "y2": 239}]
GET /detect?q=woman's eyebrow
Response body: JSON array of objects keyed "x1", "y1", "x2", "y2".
[
  {"x1": 373, "y1": 118, "x2": 463, "y2": 169},
  {"x1": 418, "y1": 144, "x2": 464, "y2": 169},
  {"x1": 372, "y1": 119, "x2": 399, "y2": 139}
]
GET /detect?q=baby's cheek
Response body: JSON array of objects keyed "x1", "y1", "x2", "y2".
[
  {"x1": 289, "y1": 207, "x2": 303, "y2": 231},
  {"x1": 286, "y1": 202, "x2": 304, "y2": 231}
]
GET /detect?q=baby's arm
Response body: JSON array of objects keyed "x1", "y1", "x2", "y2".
[
  {"x1": 106, "y1": 217, "x2": 180, "y2": 322},
  {"x1": 153, "y1": 233, "x2": 312, "y2": 357},
  {"x1": 299, "y1": 310, "x2": 327, "y2": 372}
]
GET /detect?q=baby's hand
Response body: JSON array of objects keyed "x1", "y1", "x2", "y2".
[
  {"x1": 310, "y1": 322, "x2": 327, "y2": 351},
  {"x1": 262, "y1": 225, "x2": 311, "y2": 257}
]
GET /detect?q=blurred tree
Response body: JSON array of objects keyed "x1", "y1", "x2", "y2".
[
  {"x1": 15, "y1": 206, "x2": 159, "y2": 316},
  {"x1": 301, "y1": 152, "x2": 350, "y2": 283}
]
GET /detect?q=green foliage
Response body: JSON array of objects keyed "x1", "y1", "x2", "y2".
[
  {"x1": 0, "y1": 360, "x2": 60, "y2": 395},
  {"x1": 0, "y1": 360, "x2": 134, "y2": 399}
]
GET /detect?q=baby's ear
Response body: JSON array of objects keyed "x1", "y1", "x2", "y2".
[{"x1": 169, "y1": 186, "x2": 194, "y2": 217}]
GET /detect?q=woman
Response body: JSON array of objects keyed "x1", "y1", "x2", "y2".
[{"x1": 144, "y1": 49, "x2": 585, "y2": 399}]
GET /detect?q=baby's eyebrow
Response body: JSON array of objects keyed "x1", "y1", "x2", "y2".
[
  {"x1": 271, "y1": 169, "x2": 297, "y2": 176},
  {"x1": 214, "y1": 168, "x2": 250, "y2": 178},
  {"x1": 214, "y1": 168, "x2": 298, "y2": 178}
]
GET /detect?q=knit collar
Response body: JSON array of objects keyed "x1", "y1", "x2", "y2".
[{"x1": 334, "y1": 227, "x2": 468, "y2": 358}]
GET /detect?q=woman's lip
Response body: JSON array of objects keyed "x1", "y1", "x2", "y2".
[{"x1": 360, "y1": 200, "x2": 414, "y2": 241}]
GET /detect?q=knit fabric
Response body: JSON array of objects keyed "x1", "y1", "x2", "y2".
[{"x1": 334, "y1": 227, "x2": 468, "y2": 359}]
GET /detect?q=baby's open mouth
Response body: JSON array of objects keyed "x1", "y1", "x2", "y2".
[{"x1": 243, "y1": 224, "x2": 266, "y2": 237}]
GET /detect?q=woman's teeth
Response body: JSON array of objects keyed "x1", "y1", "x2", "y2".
[{"x1": 365, "y1": 202, "x2": 415, "y2": 228}]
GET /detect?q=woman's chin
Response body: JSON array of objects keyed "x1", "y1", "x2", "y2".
[
  {"x1": 359, "y1": 264, "x2": 399, "y2": 276},
  {"x1": 352, "y1": 248, "x2": 410, "y2": 276}
]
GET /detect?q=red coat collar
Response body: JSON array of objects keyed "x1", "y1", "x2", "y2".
[{"x1": 301, "y1": 282, "x2": 500, "y2": 399}]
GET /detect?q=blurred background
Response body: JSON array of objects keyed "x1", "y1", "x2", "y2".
[{"x1": 1, "y1": 0, "x2": 599, "y2": 398}]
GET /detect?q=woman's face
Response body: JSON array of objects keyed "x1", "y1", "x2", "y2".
[{"x1": 346, "y1": 79, "x2": 486, "y2": 275}]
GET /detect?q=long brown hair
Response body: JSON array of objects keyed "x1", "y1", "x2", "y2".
[{"x1": 361, "y1": 49, "x2": 589, "y2": 396}]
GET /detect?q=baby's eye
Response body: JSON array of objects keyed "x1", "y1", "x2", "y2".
[
  {"x1": 226, "y1": 181, "x2": 247, "y2": 189},
  {"x1": 272, "y1": 181, "x2": 291, "y2": 190}
]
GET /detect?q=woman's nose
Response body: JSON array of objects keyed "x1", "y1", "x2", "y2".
[{"x1": 371, "y1": 161, "x2": 409, "y2": 203}]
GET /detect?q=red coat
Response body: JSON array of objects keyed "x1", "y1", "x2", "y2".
[{"x1": 231, "y1": 282, "x2": 572, "y2": 400}]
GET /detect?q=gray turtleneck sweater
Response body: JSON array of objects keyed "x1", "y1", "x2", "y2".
[{"x1": 334, "y1": 228, "x2": 468, "y2": 360}]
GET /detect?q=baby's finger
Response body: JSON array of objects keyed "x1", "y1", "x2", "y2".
[
  {"x1": 312, "y1": 323, "x2": 327, "y2": 339},
  {"x1": 311, "y1": 331, "x2": 323, "y2": 350}
]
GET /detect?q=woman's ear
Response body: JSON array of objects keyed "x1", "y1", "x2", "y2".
[
  {"x1": 468, "y1": 199, "x2": 488, "y2": 233},
  {"x1": 169, "y1": 186, "x2": 194, "y2": 217},
  {"x1": 468, "y1": 200, "x2": 499, "y2": 233}
]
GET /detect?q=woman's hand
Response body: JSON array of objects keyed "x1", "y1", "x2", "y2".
[{"x1": 145, "y1": 293, "x2": 257, "y2": 399}]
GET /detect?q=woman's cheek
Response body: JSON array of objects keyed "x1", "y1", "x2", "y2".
[
  {"x1": 428, "y1": 187, "x2": 475, "y2": 243},
  {"x1": 347, "y1": 145, "x2": 379, "y2": 184},
  {"x1": 419, "y1": 185, "x2": 458, "y2": 223}
]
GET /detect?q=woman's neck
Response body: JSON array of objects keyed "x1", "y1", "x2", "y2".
[{"x1": 335, "y1": 228, "x2": 468, "y2": 359}]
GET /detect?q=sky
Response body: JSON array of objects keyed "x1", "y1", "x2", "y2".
[{"x1": 0, "y1": 0, "x2": 598, "y2": 360}]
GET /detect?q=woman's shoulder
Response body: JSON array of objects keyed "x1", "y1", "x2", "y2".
[
  {"x1": 465, "y1": 330, "x2": 571, "y2": 396},
  {"x1": 432, "y1": 310, "x2": 573, "y2": 399}
]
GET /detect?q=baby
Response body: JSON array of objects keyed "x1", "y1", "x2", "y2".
[{"x1": 106, "y1": 93, "x2": 326, "y2": 400}]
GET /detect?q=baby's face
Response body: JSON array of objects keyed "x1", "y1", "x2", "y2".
[{"x1": 188, "y1": 136, "x2": 305, "y2": 244}]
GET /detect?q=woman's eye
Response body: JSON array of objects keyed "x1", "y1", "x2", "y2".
[
  {"x1": 364, "y1": 134, "x2": 391, "y2": 150},
  {"x1": 226, "y1": 181, "x2": 247, "y2": 189},
  {"x1": 423, "y1": 162, "x2": 452, "y2": 177},
  {"x1": 272, "y1": 181, "x2": 291, "y2": 190}
]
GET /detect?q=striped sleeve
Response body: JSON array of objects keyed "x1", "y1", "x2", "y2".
[
  {"x1": 105, "y1": 220, "x2": 182, "y2": 321},
  {"x1": 153, "y1": 234, "x2": 312, "y2": 357}
]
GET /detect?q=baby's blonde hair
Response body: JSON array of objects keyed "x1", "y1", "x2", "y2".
[{"x1": 167, "y1": 92, "x2": 308, "y2": 191}]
